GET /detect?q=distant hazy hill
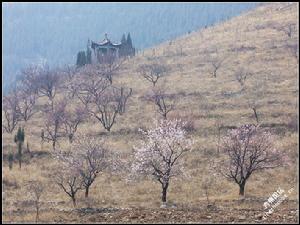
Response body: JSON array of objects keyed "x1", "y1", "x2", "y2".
[{"x1": 2, "y1": 2, "x2": 256, "y2": 91}]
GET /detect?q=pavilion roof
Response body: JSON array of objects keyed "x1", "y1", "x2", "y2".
[{"x1": 91, "y1": 34, "x2": 121, "y2": 49}]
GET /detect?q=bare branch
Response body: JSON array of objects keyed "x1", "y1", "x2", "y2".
[
  {"x1": 215, "y1": 124, "x2": 286, "y2": 196},
  {"x1": 144, "y1": 87, "x2": 175, "y2": 119},
  {"x1": 137, "y1": 63, "x2": 168, "y2": 86}
]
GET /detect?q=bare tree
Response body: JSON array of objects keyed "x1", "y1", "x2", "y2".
[
  {"x1": 16, "y1": 90, "x2": 37, "y2": 122},
  {"x1": 11, "y1": 68, "x2": 39, "y2": 122},
  {"x1": 75, "y1": 66, "x2": 111, "y2": 106},
  {"x1": 77, "y1": 74, "x2": 132, "y2": 132},
  {"x1": 248, "y1": 99, "x2": 260, "y2": 124},
  {"x1": 214, "y1": 119, "x2": 223, "y2": 154},
  {"x1": 52, "y1": 154, "x2": 83, "y2": 207},
  {"x1": 62, "y1": 64, "x2": 78, "y2": 81},
  {"x1": 201, "y1": 176, "x2": 216, "y2": 207},
  {"x1": 235, "y1": 68, "x2": 252, "y2": 91},
  {"x1": 116, "y1": 87, "x2": 132, "y2": 115},
  {"x1": 36, "y1": 65, "x2": 60, "y2": 109},
  {"x1": 62, "y1": 106, "x2": 86, "y2": 143},
  {"x1": 26, "y1": 180, "x2": 44, "y2": 223},
  {"x1": 209, "y1": 55, "x2": 225, "y2": 78},
  {"x1": 3, "y1": 92, "x2": 20, "y2": 133},
  {"x1": 18, "y1": 65, "x2": 41, "y2": 95},
  {"x1": 145, "y1": 87, "x2": 175, "y2": 119},
  {"x1": 95, "y1": 57, "x2": 125, "y2": 84},
  {"x1": 278, "y1": 23, "x2": 296, "y2": 38},
  {"x1": 43, "y1": 100, "x2": 67, "y2": 150},
  {"x1": 89, "y1": 86, "x2": 130, "y2": 132},
  {"x1": 71, "y1": 134, "x2": 111, "y2": 198},
  {"x1": 286, "y1": 43, "x2": 299, "y2": 63},
  {"x1": 137, "y1": 63, "x2": 168, "y2": 86},
  {"x1": 215, "y1": 124, "x2": 286, "y2": 196},
  {"x1": 132, "y1": 119, "x2": 193, "y2": 204},
  {"x1": 61, "y1": 65, "x2": 79, "y2": 98}
]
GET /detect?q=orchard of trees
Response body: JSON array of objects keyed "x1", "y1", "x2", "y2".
[{"x1": 2, "y1": 44, "x2": 291, "y2": 209}]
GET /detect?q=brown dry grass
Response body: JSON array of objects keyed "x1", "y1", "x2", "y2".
[{"x1": 2, "y1": 2, "x2": 299, "y2": 223}]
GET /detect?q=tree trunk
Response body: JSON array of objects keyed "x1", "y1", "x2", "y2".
[
  {"x1": 213, "y1": 70, "x2": 217, "y2": 78},
  {"x1": 205, "y1": 188, "x2": 210, "y2": 205},
  {"x1": 68, "y1": 134, "x2": 73, "y2": 143},
  {"x1": 36, "y1": 205, "x2": 39, "y2": 223},
  {"x1": 162, "y1": 183, "x2": 169, "y2": 203},
  {"x1": 85, "y1": 187, "x2": 89, "y2": 198},
  {"x1": 72, "y1": 196, "x2": 76, "y2": 207},
  {"x1": 252, "y1": 108, "x2": 259, "y2": 124},
  {"x1": 239, "y1": 183, "x2": 245, "y2": 196},
  {"x1": 162, "y1": 113, "x2": 167, "y2": 120},
  {"x1": 217, "y1": 128, "x2": 221, "y2": 154},
  {"x1": 9, "y1": 161, "x2": 13, "y2": 170},
  {"x1": 52, "y1": 141, "x2": 56, "y2": 150},
  {"x1": 18, "y1": 142, "x2": 22, "y2": 169}
]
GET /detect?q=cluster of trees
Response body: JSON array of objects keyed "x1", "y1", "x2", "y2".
[
  {"x1": 76, "y1": 48, "x2": 92, "y2": 67},
  {"x1": 137, "y1": 60, "x2": 176, "y2": 120},
  {"x1": 3, "y1": 56, "x2": 132, "y2": 152},
  {"x1": 76, "y1": 40, "x2": 93, "y2": 67},
  {"x1": 50, "y1": 119, "x2": 285, "y2": 207},
  {"x1": 3, "y1": 52, "x2": 289, "y2": 210},
  {"x1": 120, "y1": 33, "x2": 135, "y2": 57}
]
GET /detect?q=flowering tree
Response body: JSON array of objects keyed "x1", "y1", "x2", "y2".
[
  {"x1": 132, "y1": 119, "x2": 193, "y2": 204},
  {"x1": 216, "y1": 124, "x2": 285, "y2": 196}
]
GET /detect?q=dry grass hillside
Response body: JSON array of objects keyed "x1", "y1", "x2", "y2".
[{"x1": 2, "y1": 2, "x2": 299, "y2": 223}]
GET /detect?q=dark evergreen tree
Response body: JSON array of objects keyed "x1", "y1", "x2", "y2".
[
  {"x1": 127, "y1": 33, "x2": 133, "y2": 48},
  {"x1": 121, "y1": 34, "x2": 127, "y2": 45},
  {"x1": 8, "y1": 152, "x2": 14, "y2": 170},
  {"x1": 86, "y1": 48, "x2": 92, "y2": 64},
  {"x1": 14, "y1": 127, "x2": 25, "y2": 169},
  {"x1": 76, "y1": 51, "x2": 87, "y2": 67},
  {"x1": 86, "y1": 40, "x2": 92, "y2": 64},
  {"x1": 120, "y1": 34, "x2": 127, "y2": 57},
  {"x1": 126, "y1": 33, "x2": 135, "y2": 56}
]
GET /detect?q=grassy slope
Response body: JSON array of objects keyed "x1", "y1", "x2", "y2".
[{"x1": 2, "y1": 2, "x2": 299, "y2": 221}]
